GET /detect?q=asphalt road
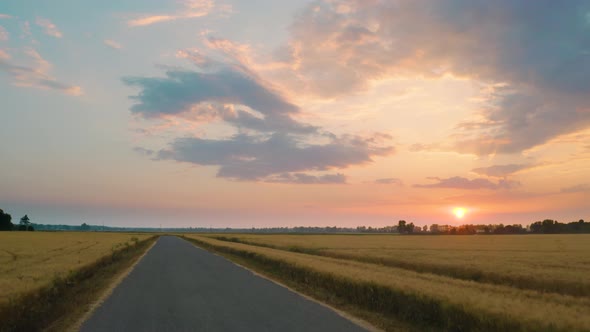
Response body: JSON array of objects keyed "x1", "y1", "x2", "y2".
[{"x1": 80, "y1": 236, "x2": 368, "y2": 332}]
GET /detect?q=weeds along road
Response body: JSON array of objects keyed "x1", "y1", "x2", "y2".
[{"x1": 80, "y1": 236, "x2": 367, "y2": 332}]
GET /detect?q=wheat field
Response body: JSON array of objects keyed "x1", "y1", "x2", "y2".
[
  {"x1": 0, "y1": 232, "x2": 150, "y2": 303},
  {"x1": 204, "y1": 234, "x2": 590, "y2": 296},
  {"x1": 187, "y1": 234, "x2": 590, "y2": 331}
]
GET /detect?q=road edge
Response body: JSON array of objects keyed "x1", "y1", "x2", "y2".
[
  {"x1": 181, "y1": 236, "x2": 382, "y2": 332},
  {"x1": 69, "y1": 236, "x2": 160, "y2": 332}
]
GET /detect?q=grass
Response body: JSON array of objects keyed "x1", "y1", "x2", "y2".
[
  {"x1": 205, "y1": 233, "x2": 590, "y2": 297},
  {"x1": 0, "y1": 232, "x2": 157, "y2": 332},
  {"x1": 186, "y1": 234, "x2": 590, "y2": 332}
]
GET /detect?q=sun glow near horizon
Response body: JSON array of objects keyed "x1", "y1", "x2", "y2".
[{"x1": 453, "y1": 207, "x2": 467, "y2": 219}]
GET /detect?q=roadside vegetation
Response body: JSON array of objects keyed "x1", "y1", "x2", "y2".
[
  {"x1": 185, "y1": 234, "x2": 590, "y2": 331},
  {"x1": 0, "y1": 232, "x2": 157, "y2": 332}
]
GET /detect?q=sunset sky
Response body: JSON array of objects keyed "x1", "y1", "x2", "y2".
[{"x1": 1, "y1": 0, "x2": 589, "y2": 227}]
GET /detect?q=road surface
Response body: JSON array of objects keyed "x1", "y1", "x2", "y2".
[{"x1": 80, "y1": 236, "x2": 368, "y2": 332}]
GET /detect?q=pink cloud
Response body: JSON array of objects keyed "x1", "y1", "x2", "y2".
[
  {"x1": 35, "y1": 18, "x2": 62, "y2": 38},
  {"x1": 0, "y1": 25, "x2": 8, "y2": 41},
  {"x1": 128, "y1": 0, "x2": 231, "y2": 27},
  {"x1": 266, "y1": 0, "x2": 590, "y2": 155},
  {"x1": 0, "y1": 49, "x2": 9, "y2": 60},
  {"x1": 103, "y1": 39, "x2": 123, "y2": 50},
  {"x1": 0, "y1": 47, "x2": 82, "y2": 96},
  {"x1": 128, "y1": 15, "x2": 176, "y2": 27}
]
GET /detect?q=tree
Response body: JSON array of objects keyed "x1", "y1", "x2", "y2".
[
  {"x1": 430, "y1": 224, "x2": 439, "y2": 233},
  {"x1": 529, "y1": 221, "x2": 543, "y2": 233},
  {"x1": 0, "y1": 209, "x2": 13, "y2": 231},
  {"x1": 19, "y1": 215, "x2": 34, "y2": 231},
  {"x1": 398, "y1": 220, "x2": 406, "y2": 233},
  {"x1": 81, "y1": 223, "x2": 90, "y2": 231}
]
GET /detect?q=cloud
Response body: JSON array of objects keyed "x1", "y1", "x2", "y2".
[
  {"x1": 0, "y1": 26, "x2": 8, "y2": 41},
  {"x1": 269, "y1": 0, "x2": 590, "y2": 155},
  {"x1": 128, "y1": 15, "x2": 176, "y2": 27},
  {"x1": 35, "y1": 18, "x2": 62, "y2": 38},
  {"x1": 21, "y1": 21, "x2": 32, "y2": 39},
  {"x1": 157, "y1": 133, "x2": 391, "y2": 181},
  {"x1": 408, "y1": 143, "x2": 443, "y2": 152},
  {"x1": 375, "y1": 178, "x2": 403, "y2": 185},
  {"x1": 452, "y1": 87, "x2": 590, "y2": 154},
  {"x1": 415, "y1": 176, "x2": 520, "y2": 190},
  {"x1": 123, "y1": 65, "x2": 298, "y2": 118},
  {"x1": 128, "y1": 0, "x2": 232, "y2": 27},
  {"x1": 471, "y1": 163, "x2": 533, "y2": 177},
  {"x1": 123, "y1": 52, "x2": 316, "y2": 134},
  {"x1": 267, "y1": 172, "x2": 347, "y2": 184},
  {"x1": 561, "y1": 183, "x2": 590, "y2": 193},
  {"x1": 104, "y1": 39, "x2": 123, "y2": 50},
  {"x1": 125, "y1": 54, "x2": 393, "y2": 182},
  {"x1": 133, "y1": 147, "x2": 154, "y2": 156},
  {"x1": 0, "y1": 48, "x2": 82, "y2": 95},
  {"x1": 0, "y1": 14, "x2": 11, "y2": 19}
]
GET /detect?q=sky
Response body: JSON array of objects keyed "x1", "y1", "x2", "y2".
[{"x1": 1, "y1": 0, "x2": 589, "y2": 228}]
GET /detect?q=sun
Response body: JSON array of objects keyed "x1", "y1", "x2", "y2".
[{"x1": 453, "y1": 207, "x2": 467, "y2": 219}]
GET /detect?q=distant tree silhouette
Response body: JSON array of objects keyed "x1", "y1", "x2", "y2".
[
  {"x1": 529, "y1": 219, "x2": 589, "y2": 234},
  {"x1": 80, "y1": 223, "x2": 90, "y2": 231},
  {"x1": 397, "y1": 220, "x2": 415, "y2": 234},
  {"x1": 430, "y1": 224, "x2": 439, "y2": 233},
  {"x1": 0, "y1": 209, "x2": 13, "y2": 231},
  {"x1": 398, "y1": 220, "x2": 406, "y2": 233},
  {"x1": 19, "y1": 215, "x2": 34, "y2": 231}
]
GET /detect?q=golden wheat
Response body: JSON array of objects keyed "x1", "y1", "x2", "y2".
[
  {"x1": 187, "y1": 234, "x2": 590, "y2": 331},
  {"x1": 0, "y1": 232, "x2": 150, "y2": 303},
  {"x1": 205, "y1": 234, "x2": 590, "y2": 295}
]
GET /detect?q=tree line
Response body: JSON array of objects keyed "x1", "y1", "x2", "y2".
[
  {"x1": 389, "y1": 219, "x2": 588, "y2": 234},
  {"x1": 0, "y1": 209, "x2": 34, "y2": 231},
  {"x1": 1, "y1": 207, "x2": 588, "y2": 234}
]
